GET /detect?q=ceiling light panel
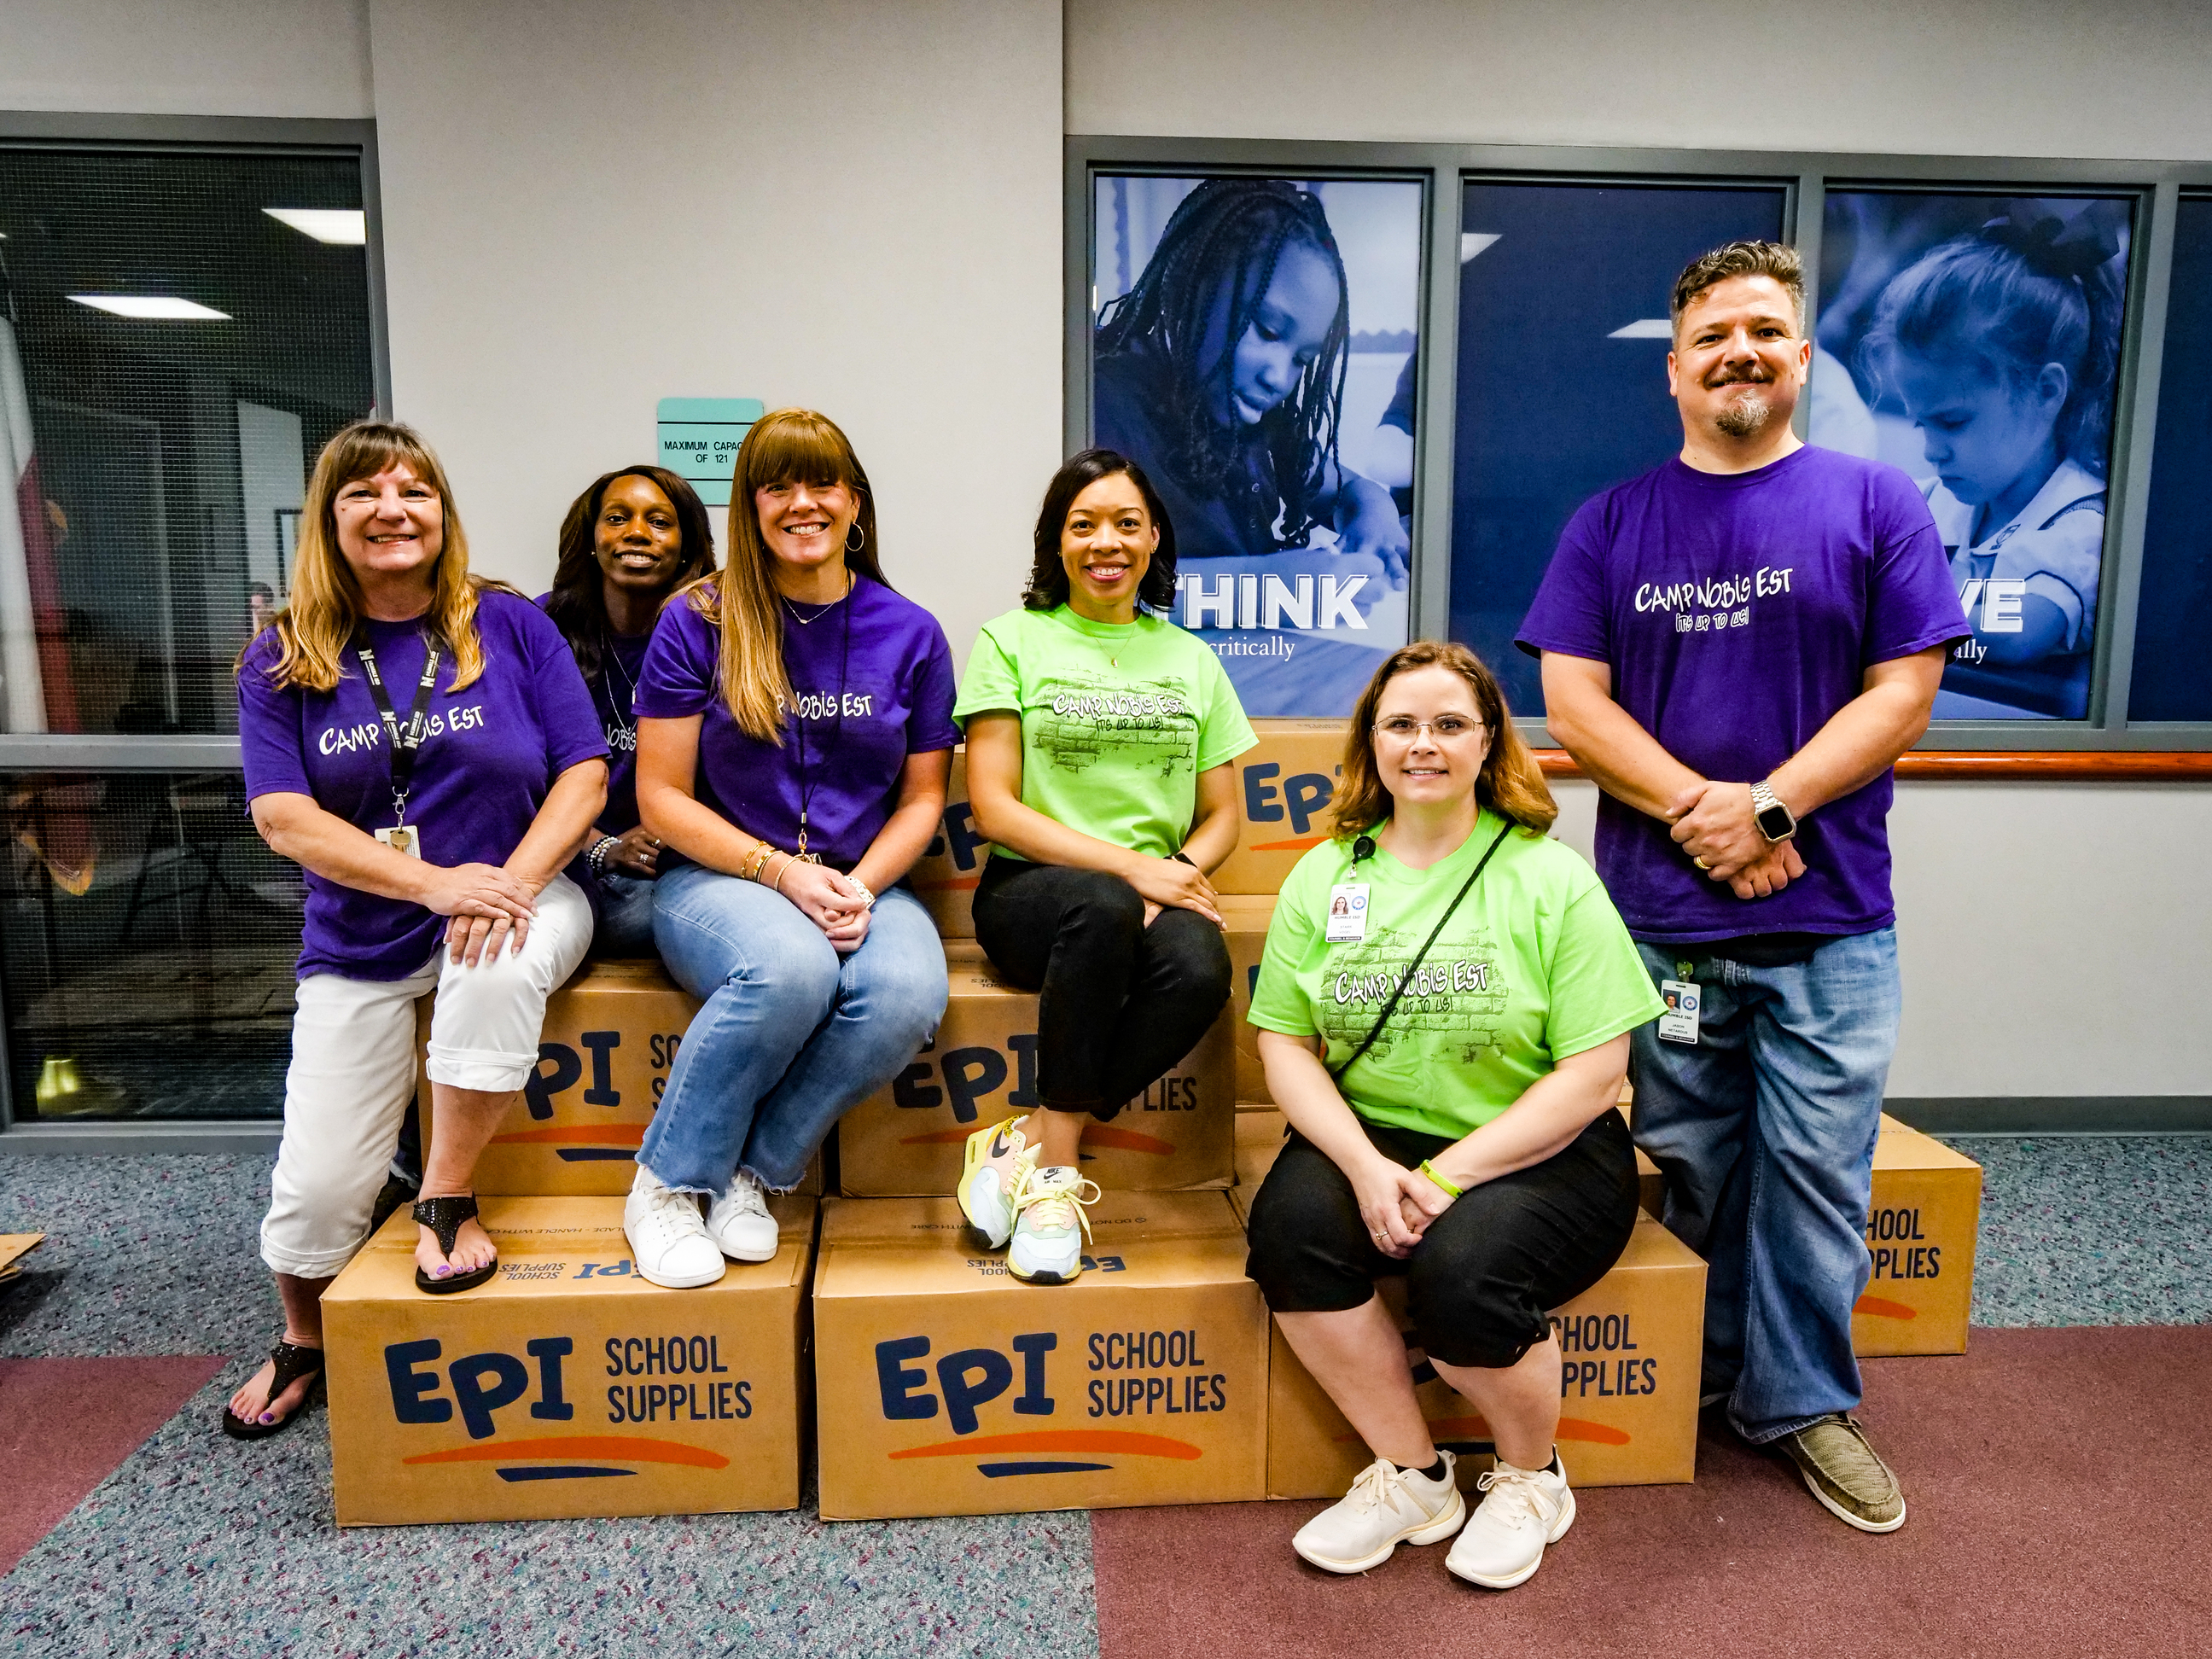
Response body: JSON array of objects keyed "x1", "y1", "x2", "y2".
[
  {"x1": 68, "y1": 295, "x2": 231, "y2": 321},
  {"x1": 262, "y1": 207, "x2": 367, "y2": 245}
]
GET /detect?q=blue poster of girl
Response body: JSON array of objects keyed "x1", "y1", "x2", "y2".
[
  {"x1": 1811, "y1": 195, "x2": 2129, "y2": 719},
  {"x1": 1091, "y1": 176, "x2": 1421, "y2": 716}
]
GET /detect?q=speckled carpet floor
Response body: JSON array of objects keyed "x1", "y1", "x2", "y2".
[{"x1": 0, "y1": 1136, "x2": 2204, "y2": 1658}]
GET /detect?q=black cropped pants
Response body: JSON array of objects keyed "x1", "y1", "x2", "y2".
[
  {"x1": 972, "y1": 856, "x2": 1231, "y2": 1122},
  {"x1": 1244, "y1": 1109, "x2": 1639, "y2": 1369}
]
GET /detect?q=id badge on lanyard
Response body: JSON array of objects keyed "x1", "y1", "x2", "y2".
[
  {"x1": 1325, "y1": 882, "x2": 1370, "y2": 943},
  {"x1": 355, "y1": 632, "x2": 440, "y2": 861}
]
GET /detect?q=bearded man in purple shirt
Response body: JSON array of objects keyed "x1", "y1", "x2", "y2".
[{"x1": 1518, "y1": 242, "x2": 1968, "y2": 1534}]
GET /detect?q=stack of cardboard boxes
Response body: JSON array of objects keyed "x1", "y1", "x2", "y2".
[{"x1": 316, "y1": 719, "x2": 1982, "y2": 1528}]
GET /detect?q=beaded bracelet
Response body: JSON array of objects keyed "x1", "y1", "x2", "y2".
[{"x1": 585, "y1": 835, "x2": 620, "y2": 879}]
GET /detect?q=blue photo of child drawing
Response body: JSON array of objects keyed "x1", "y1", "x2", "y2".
[
  {"x1": 1091, "y1": 175, "x2": 1422, "y2": 716},
  {"x1": 1810, "y1": 193, "x2": 2132, "y2": 720}
]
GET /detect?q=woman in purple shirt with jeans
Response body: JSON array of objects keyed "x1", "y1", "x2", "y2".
[
  {"x1": 625, "y1": 408, "x2": 958, "y2": 1289},
  {"x1": 226, "y1": 422, "x2": 609, "y2": 1440}
]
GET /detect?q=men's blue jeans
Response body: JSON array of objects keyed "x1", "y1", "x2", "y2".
[
  {"x1": 638, "y1": 865, "x2": 948, "y2": 1193},
  {"x1": 1627, "y1": 927, "x2": 1900, "y2": 1444}
]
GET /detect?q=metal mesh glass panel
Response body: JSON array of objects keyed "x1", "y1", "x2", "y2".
[
  {"x1": 0, "y1": 145, "x2": 373, "y2": 736},
  {"x1": 1, "y1": 771, "x2": 300, "y2": 1120}
]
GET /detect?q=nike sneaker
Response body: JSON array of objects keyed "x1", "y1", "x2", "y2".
[
  {"x1": 1006, "y1": 1164, "x2": 1099, "y2": 1285},
  {"x1": 957, "y1": 1115, "x2": 1037, "y2": 1249}
]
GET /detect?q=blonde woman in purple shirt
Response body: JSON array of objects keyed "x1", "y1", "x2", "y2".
[
  {"x1": 625, "y1": 409, "x2": 958, "y2": 1289},
  {"x1": 227, "y1": 422, "x2": 609, "y2": 1440}
]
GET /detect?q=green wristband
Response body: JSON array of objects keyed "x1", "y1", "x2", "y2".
[{"x1": 1419, "y1": 1159, "x2": 1463, "y2": 1199}]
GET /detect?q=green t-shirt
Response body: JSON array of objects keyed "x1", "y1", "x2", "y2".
[
  {"x1": 1247, "y1": 812, "x2": 1665, "y2": 1140},
  {"x1": 954, "y1": 606, "x2": 1255, "y2": 859}
]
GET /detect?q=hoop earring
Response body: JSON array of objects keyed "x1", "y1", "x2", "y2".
[{"x1": 845, "y1": 521, "x2": 865, "y2": 554}]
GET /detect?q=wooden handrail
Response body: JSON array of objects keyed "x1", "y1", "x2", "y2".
[{"x1": 1530, "y1": 749, "x2": 2212, "y2": 781}]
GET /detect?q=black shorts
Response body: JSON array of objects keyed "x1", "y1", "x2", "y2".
[{"x1": 1243, "y1": 1109, "x2": 1640, "y2": 1370}]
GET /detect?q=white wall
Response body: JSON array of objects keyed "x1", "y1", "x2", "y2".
[
  {"x1": 366, "y1": 0, "x2": 1062, "y2": 660},
  {"x1": 1068, "y1": 0, "x2": 2212, "y2": 160},
  {"x1": 0, "y1": 0, "x2": 371, "y2": 119}
]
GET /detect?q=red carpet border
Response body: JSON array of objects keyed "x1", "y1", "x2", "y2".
[
  {"x1": 0, "y1": 1356, "x2": 226, "y2": 1574},
  {"x1": 1091, "y1": 1327, "x2": 2212, "y2": 1659}
]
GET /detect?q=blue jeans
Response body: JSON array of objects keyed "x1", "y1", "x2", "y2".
[
  {"x1": 591, "y1": 869, "x2": 659, "y2": 958},
  {"x1": 1627, "y1": 928, "x2": 1900, "y2": 1444},
  {"x1": 639, "y1": 865, "x2": 948, "y2": 1191}
]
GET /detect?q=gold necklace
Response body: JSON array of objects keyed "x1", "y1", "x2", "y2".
[{"x1": 781, "y1": 569, "x2": 853, "y2": 625}]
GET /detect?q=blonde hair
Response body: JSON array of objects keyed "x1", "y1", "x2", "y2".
[
  {"x1": 248, "y1": 421, "x2": 491, "y2": 693},
  {"x1": 688, "y1": 408, "x2": 884, "y2": 742},
  {"x1": 1330, "y1": 639, "x2": 1557, "y2": 840}
]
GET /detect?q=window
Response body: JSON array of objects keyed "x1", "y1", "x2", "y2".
[
  {"x1": 1449, "y1": 179, "x2": 1787, "y2": 716},
  {"x1": 0, "y1": 125, "x2": 379, "y2": 1126},
  {"x1": 2129, "y1": 193, "x2": 2212, "y2": 722}
]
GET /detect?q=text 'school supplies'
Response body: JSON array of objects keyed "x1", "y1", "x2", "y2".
[
  {"x1": 811, "y1": 1191, "x2": 1267, "y2": 1521},
  {"x1": 322, "y1": 1196, "x2": 813, "y2": 1527},
  {"x1": 836, "y1": 941, "x2": 1232, "y2": 1197},
  {"x1": 1226, "y1": 1113, "x2": 1704, "y2": 1496},
  {"x1": 420, "y1": 963, "x2": 820, "y2": 1198},
  {"x1": 1852, "y1": 1116, "x2": 1982, "y2": 1357},
  {"x1": 1218, "y1": 895, "x2": 1277, "y2": 1105},
  {"x1": 1216, "y1": 720, "x2": 1350, "y2": 896}
]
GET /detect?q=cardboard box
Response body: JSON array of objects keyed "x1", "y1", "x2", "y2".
[
  {"x1": 422, "y1": 962, "x2": 819, "y2": 1197},
  {"x1": 811, "y1": 1190, "x2": 1267, "y2": 1520},
  {"x1": 836, "y1": 941, "x2": 1233, "y2": 1196},
  {"x1": 1219, "y1": 895, "x2": 1278, "y2": 1105},
  {"x1": 1220, "y1": 1110, "x2": 1703, "y2": 1495},
  {"x1": 322, "y1": 1195, "x2": 814, "y2": 1527},
  {"x1": 1853, "y1": 1115, "x2": 1982, "y2": 1356},
  {"x1": 1215, "y1": 719, "x2": 1349, "y2": 897},
  {"x1": 1263, "y1": 1220, "x2": 1706, "y2": 1499},
  {"x1": 908, "y1": 748, "x2": 980, "y2": 938}
]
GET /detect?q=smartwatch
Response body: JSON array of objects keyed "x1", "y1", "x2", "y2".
[{"x1": 1750, "y1": 780, "x2": 1797, "y2": 843}]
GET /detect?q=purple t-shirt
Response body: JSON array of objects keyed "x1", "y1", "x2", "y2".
[
  {"x1": 632, "y1": 576, "x2": 959, "y2": 870},
  {"x1": 1516, "y1": 445, "x2": 1967, "y2": 946},
  {"x1": 533, "y1": 593, "x2": 649, "y2": 835},
  {"x1": 240, "y1": 590, "x2": 609, "y2": 980}
]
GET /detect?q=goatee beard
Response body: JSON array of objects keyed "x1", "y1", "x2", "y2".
[{"x1": 1714, "y1": 387, "x2": 1773, "y2": 439}]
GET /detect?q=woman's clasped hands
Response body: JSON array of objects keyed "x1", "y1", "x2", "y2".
[
  {"x1": 1351, "y1": 1154, "x2": 1459, "y2": 1259},
  {"x1": 775, "y1": 856, "x2": 876, "y2": 953}
]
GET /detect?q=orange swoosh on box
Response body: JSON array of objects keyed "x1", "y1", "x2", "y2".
[
  {"x1": 1854, "y1": 1295, "x2": 1917, "y2": 1320},
  {"x1": 891, "y1": 1429, "x2": 1202, "y2": 1461},
  {"x1": 1333, "y1": 1414, "x2": 1627, "y2": 1447},
  {"x1": 1080, "y1": 1126, "x2": 1174, "y2": 1155},
  {"x1": 899, "y1": 1127, "x2": 981, "y2": 1145},
  {"x1": 1249, "y1": 835, "x2": 1328, "y2": 853},
  {"x1": 405, "y1": 1435, "x2": 728, "y2": 1469},
  {"x1": 913, "y1": 876, "x2": 981, "y2": 893},
  {"x1": 491, "y1": 1125, "x2": 647, "y2": 1146}
]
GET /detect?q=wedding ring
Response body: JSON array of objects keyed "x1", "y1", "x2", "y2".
[{"x1": 1693, "y1": 856, "x2": 1710, "y2": 870}]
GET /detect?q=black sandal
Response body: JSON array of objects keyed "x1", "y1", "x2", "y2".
[
  {"x1": 413, "y1": 1194, "x2": 498, "y2": 1294},
  {"x1": 218, "y1": 1336, "x2": 325, "y2": 1441}
]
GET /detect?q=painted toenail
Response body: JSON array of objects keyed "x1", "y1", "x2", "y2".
[
  {"x1": 434, "y1": 1264, "x2": 451, "y2": 1277},
  {"x1": 259, "y1": 1412, "x2": 275, "y2": 1423}
]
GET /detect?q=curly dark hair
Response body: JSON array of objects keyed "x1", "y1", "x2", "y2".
[
  {"x1": 543, "y1": 464, "x2": 717, "y2": 679},
  {"x1": 1094, "y1": 178, "x2": 1348, "y2": 552},
  {"x1": 1022, "y1": 450, "x2": 1179, "y2": 614}
]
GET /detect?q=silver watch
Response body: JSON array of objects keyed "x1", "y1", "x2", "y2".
[{"x1": 1750, "y1": 780, "x2": 1797, "y2": 842}]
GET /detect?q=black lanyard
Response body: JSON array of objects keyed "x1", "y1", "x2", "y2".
[
  {"x1": 354, "y1": 630, "x2": 441, "y2": 826},
  {"x1": 788, "y1": 592, "x2": 853, "y2": 859},
  {"x1": 1328, "y1": 819, "x2": 1512, "y2": 1080}
]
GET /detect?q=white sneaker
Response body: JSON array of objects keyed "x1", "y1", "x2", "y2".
[
  {"x1": 1292, "y1": 1454, "x2": 1465, "y2": 1574},
  {"x1": 956, "y1": 1115, "x2": 1037, "y2": 1249},
  {"x1": 704, "y1": 1169, "x2": 780, "y2": 1262},
  {"x1": 623, "y1": 1167, "x2": 725, "y2": 1289},
  {"x1": 1005, "y1": 1165, "x2": 1098, "y2": 1285},
  {"x1": 1445, "y1": 1452, "x2": 1575, "y2": 1589}
]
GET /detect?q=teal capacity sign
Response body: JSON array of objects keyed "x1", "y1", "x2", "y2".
[{"x1": 656, "y1": 397, "x2": 763, "y2": 508}]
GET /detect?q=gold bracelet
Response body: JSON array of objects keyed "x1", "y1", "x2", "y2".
[
  {"x1": 742, "y1": 841, "x2": 775, "y2": 882},
  {"x1": 771, "y1": 853, "x2": 799, "y2": 894}
]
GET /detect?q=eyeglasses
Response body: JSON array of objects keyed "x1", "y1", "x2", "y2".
[{"x1": 1373, "y1": 715, "x2": 1486, "y2": 742}]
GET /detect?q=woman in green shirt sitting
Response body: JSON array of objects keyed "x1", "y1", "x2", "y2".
[
  {"x1": 1244, "y1": 639, "x2": 1662, "y2": 1591},
  {"x1": 952, "y1": 449, "x2": 1255, "y2": 1285}
]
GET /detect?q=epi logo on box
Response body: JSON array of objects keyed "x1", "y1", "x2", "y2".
[
  {"x1": 887, "y1": 1039, "x2": 1196, "y2": 1151},
  {"x1": 490, "y1": 1031, "x2": 684, "y2": 1164},
  {"x1": 383, "y1": 1336, "x2": 735, "y2": 1484},
  {"x1": 874, "y1": 1331, "x2": 1207, "y2": 1479},
  {"x1": 1241, "y1": 761, "x2": 1342, "y2": 853}
]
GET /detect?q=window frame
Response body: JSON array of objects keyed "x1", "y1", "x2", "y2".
[
  {"x1": 1066, "y1": 135, "x2": 2212, "y2": 751},
  {"x1": 0, "y1": 112, "x2": 387, "y2": 1150}
]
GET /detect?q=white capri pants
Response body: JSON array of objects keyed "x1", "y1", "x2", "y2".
[{"x1": 259, "y1": 872, "x2": 593, "y2": 1278}]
